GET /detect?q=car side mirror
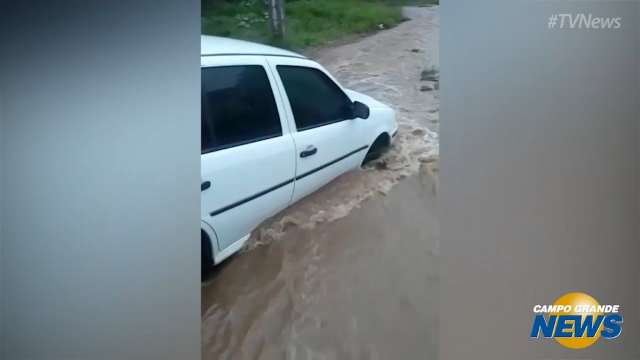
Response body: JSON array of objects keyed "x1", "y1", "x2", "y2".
[{"x1": 350, "y1": 101, "x2": 370, "y2": 119}]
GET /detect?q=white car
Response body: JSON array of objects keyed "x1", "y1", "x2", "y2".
[{"x1": 201, "y1": 35, "x2": 397, "y2": 271}]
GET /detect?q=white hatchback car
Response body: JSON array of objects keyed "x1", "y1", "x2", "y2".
[{"x1": 201, "y1": 35, "x2": 397, "y2": 270}]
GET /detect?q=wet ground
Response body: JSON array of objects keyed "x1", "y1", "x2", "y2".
[{"x1": 202, "y1": 6, "x2": 439, "y2": 359}]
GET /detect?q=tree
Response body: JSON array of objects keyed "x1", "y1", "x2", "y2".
[{"x1": 267, "y1": 0, "x2": 286, "y2": 40}]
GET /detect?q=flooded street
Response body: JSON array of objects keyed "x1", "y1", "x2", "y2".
[
  {"x1": 202, "y1": 6, "x2": 439, "y2": 359},
  {"x1": 202, "y1": 170, "x2": 438, "y2": 359}
]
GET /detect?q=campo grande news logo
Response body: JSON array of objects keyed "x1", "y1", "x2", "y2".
[{"x1": 530, "y1": 292, "x2": 623, "y2": 349}]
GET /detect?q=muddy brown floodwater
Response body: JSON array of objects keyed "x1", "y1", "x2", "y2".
[{"x1": 202, "y1": 6, "x2": 439, "y2": 360}]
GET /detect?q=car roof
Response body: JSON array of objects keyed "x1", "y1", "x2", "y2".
[{"x1": 201, "y1": 35, "x2": 306, "y2": 59}]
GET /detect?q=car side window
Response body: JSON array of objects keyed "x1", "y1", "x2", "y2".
[
  {"x1": 201, "y1": 65, "x2": 281, "y2": 153},
  {"x1": 277, "y1": 65, "x2": 352, "y2": 131}
]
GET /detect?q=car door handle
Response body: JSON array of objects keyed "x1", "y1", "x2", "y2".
[
  {"x1": 300, "y1": 146, "x2": 317, "y2": 158},
  {"x1": 201, "y1": 181, "x2": 211, "y2": 191}
]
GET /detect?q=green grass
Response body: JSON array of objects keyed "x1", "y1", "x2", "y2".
[{"x1": 202, "y1": 0, "x2": 429, "y2": 50}]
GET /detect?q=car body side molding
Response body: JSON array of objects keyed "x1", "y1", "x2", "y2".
[
  {"x1": 295, "y1": 145, "x2": 368, "y2": 181},
  {"x1": 208, "y1": 145, "x2": 369, "y2": 217}
]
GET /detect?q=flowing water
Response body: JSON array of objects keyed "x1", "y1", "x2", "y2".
[{"x1": 202, "y1": 6, "x2": 439, "y2": 359}]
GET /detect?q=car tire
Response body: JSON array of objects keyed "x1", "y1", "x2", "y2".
[
  {"x1": 201, "y1": 230, "x2": 213, "y2": 280},
  {"x1": 362, "y1": 133, "x2": 390, "y2": 165}
]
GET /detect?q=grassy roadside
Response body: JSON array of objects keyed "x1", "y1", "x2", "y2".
[{"x1": 201, "y1": 0, "x2": 437, "y2": 50}]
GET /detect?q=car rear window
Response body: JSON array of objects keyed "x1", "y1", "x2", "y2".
[{"x1": 201, "y1": 65, "x2": 281, "y2": 153}]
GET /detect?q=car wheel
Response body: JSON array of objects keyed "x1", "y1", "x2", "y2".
[
  {"x1": 201, "y1": 230, "x2": 213, "y2": 280},
  {"x1": 362, "y1": 133, "x2": 390, "y2": 165}
]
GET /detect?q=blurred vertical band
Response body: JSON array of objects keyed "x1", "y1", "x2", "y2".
[
  {"x1": 1, "y1": 1, "x2": 200, "y2": 359},
  {"x1": 441, "y1": 1, "x2": 639, "y2": 359}
]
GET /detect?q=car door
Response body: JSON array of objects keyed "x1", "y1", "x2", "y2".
[
  {"x1": 267, "y1": 57, "x2": 369, "y2": 202},
  {"x1": 201, "y1": 56, "x2": 296, "y2": 251}
]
